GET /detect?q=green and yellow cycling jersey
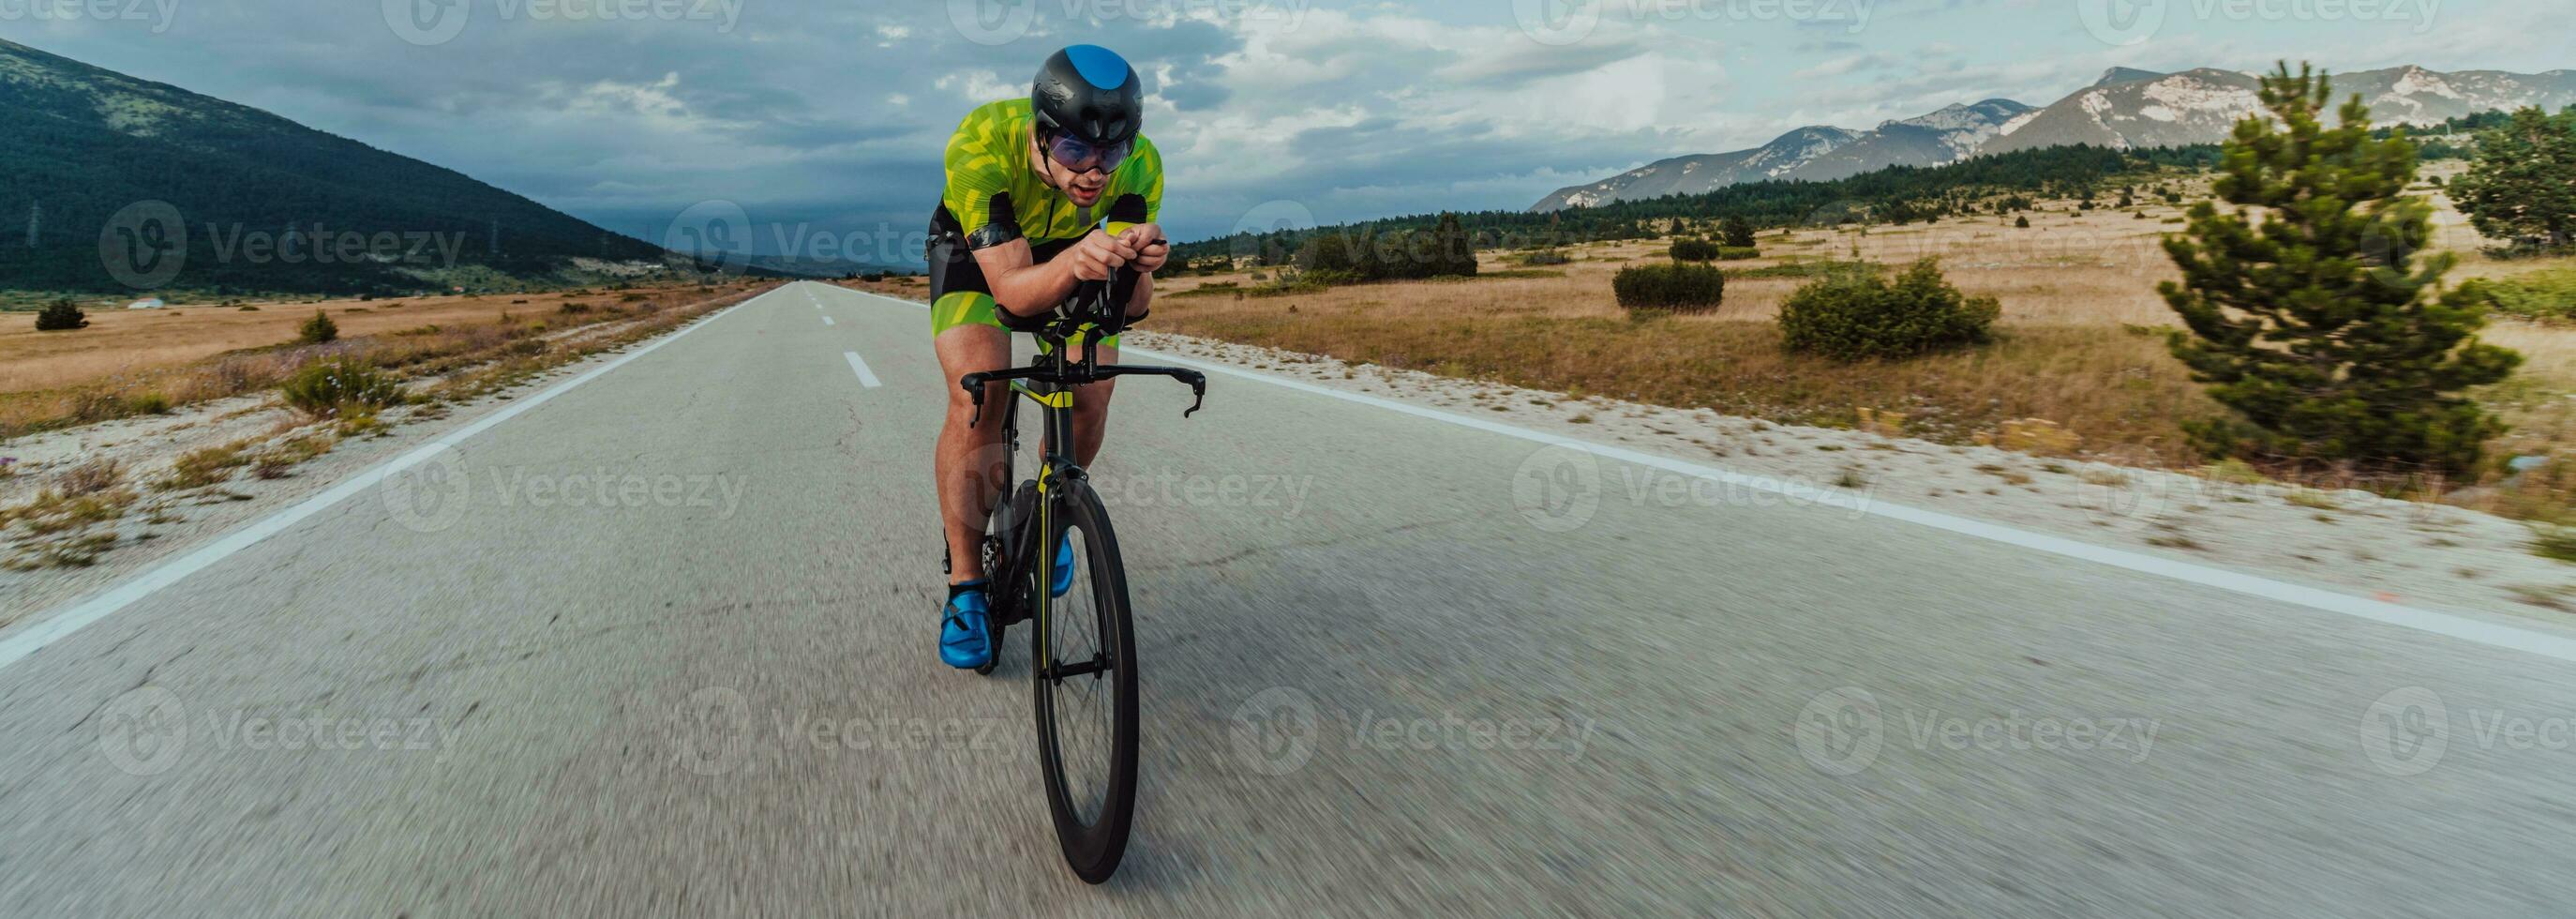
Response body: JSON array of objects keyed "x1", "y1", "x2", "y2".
[
  {"x1": 940, "y1": 98, "x2": 1163, "y2": 250},
  {"x1": 930, "y1": 98, "x2": 1163, "y2": 340}
]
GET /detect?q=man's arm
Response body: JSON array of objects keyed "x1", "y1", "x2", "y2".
[{"x1": 969, "y1": 233, "x2": 1141, "y2": 319}]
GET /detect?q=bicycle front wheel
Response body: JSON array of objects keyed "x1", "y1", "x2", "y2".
[{"x1": 1031, "y1": 479, "x2": 1139, "y2": 884}]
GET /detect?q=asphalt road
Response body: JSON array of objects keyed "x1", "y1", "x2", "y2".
[{"x1": 4, "y1": 281, "x2": 2573, "y2": 916}]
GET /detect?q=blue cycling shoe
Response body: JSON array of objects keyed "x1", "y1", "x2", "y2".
[
  {"x1": 939, "y1": 583, "x2": 995, "y2": 670},
  {"x1": 1050, "y1": 540, "x2": 1076, "y2": 597}
]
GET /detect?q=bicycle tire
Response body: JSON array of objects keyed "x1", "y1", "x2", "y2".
[{"x1": 1031, "y1": 478, "x2": 1139, "y2": 883}]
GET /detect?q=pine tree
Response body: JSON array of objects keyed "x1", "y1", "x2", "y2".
[
  {"x1": 2448, "y1": 106, "x2": 2576, "y2": 250},
  {"x1": 2158, "y1": 63, "x2": 2522, "y2": 476},
  {"x1": 1719, "y1": 216, "x2": 1757, "y2": 249},
  {"x1": 1433, "y1": 213, "x2": 1477, "y2": 277},
  {"x1": 35, "y1": 297, "x2": 87, "y2": 331},
  {"x1": 299, "y1": 309, "x2": 338, "y2": 344}
]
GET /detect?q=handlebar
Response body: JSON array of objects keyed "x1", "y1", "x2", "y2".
[{"x1": 961, "y1": 363, "x2": 1206, "y2": 429}]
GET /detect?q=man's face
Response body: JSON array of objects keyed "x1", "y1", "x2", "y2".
[{"x1": 1033, "y1": 129, "x2": 1109, "y2": 207}]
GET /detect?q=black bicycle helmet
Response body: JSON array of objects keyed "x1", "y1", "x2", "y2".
[{"x1": 1032, "y1": 45, "x2": 1143, "y2": 147}]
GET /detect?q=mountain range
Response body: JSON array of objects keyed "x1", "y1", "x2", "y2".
[
  {"x1": 0, "y1": 38, "x2": 726, "y2": 294},
  {"x1": 1533, "y1": 65, "x2": 2576, "y2": 212}
]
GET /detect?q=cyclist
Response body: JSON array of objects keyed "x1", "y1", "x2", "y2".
[{"x1": 926, "y1": 44, "x2": 1169, "y2": 670}]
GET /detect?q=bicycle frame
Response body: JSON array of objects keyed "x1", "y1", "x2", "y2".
[{"x1": 957, "y1": 273, "x2": 1206, "y2": 641}]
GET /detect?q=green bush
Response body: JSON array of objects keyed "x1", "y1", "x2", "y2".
[
  {"x1": 2014, "y1": 216, "x2": 2031, "y2": 228},
  {"x1": 1517, "y1": 249, "x2": 1571, "y2": 266},
  {"x1": 298, "y1": 309, "x2": 338, "y2": 344},
  {"x1": 1612, "y1": 263, "x2": 1727, "y2": 312},
  {"x1": 1778, "y1": 259, "x2": 1999, "y2": 360},
  {"x1": 35, "y1": 298, "x2": 88, "y2": 331},
  {"x1": 1668, "y1": 237, "x2": 1723, "y2": 263},
  {"x1": 279, "y1": 358, "x2": 406, "y2": 418},
  {"x1": 1716, "y1": 247, "x2": 1760, "y2": 261},
  {"x1": 2479, "y1": 269, "x2": 2576, "y2": 321}
]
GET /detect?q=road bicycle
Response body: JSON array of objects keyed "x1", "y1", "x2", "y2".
[{"x1": 953, "y1": 264, "x2": 1205, "y2": 883}]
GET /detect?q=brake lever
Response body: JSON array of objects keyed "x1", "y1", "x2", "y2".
[
  {"x1": 962, "y1": 378, "x2": 988, "y2": 428},
  {"x1": 1181, "y1": 373, "x2": 1207, "y2": 418}
]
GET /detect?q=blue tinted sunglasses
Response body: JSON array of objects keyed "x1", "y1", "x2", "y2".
[{"x1": 1041, "y1": 131, "x2": 1131, "y2": 174}]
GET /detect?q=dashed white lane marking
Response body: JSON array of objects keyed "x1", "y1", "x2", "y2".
[
  {"x1": 0, "y1": 288, "x2": 773, "y2": 671},
  {"x1": 822, "y1": 316, "x2": 835, "y2": 326},
  {"x1": 845, "y1": 351, "x2": 881, "y2": 388},
  {"x1": 831, "y1": 286, "x2": 2576, "y2": 665}
]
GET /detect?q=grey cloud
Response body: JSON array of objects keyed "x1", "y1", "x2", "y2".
[{"x1": 1435, "y1": 35, "x2": 1651, "y2": 85}]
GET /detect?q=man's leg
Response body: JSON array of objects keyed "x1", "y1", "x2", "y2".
[{"x1": 935, "y1": 324, "x2": 1011, "y2": 584}]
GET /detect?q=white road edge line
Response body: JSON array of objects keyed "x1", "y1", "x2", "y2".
[
  {"x1": 845, "y1": 351, "x2": 882, "y2": 388},
  {"x1": 0, "y1": 289, "x2": 771, "y2": 671},
  {"x1": 835, "y1": 286, "x2": 2576, "y2": 664}
]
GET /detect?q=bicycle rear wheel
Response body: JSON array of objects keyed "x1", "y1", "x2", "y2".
[{"x1": 1031, "y1": 479, "x2": 1139, "y2": 883}]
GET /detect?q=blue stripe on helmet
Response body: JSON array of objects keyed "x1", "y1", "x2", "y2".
[{"x1": 1063, "y1": 44, "x2": 1130, "y2": 90}]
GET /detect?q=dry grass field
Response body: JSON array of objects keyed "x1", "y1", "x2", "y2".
[
  {"x1": 0, "y1": 285, "x2": 748, "y2": 395},
  {"x1": 0, "y1": 281, "x2": 770, "y2": 438},
  {"x1": 993, "y1": 164, "x2": 2571, "y2": 519}
]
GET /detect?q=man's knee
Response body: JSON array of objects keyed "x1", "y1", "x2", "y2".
[
  {"x1": 1071, "y1": 382, "x2": 1116, "y2": 423},
  {"x1": 945, "y1": 384, "x2": 1011, "y2": 438}
]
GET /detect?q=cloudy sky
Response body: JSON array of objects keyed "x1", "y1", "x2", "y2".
[{"x1": 4, "y1": 0, "x2": 2566, "y2": 260}]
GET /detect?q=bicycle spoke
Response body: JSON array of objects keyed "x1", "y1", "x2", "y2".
[{"x1": 1047, "y1": 526, "x2": 1115, "y2": 827}]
